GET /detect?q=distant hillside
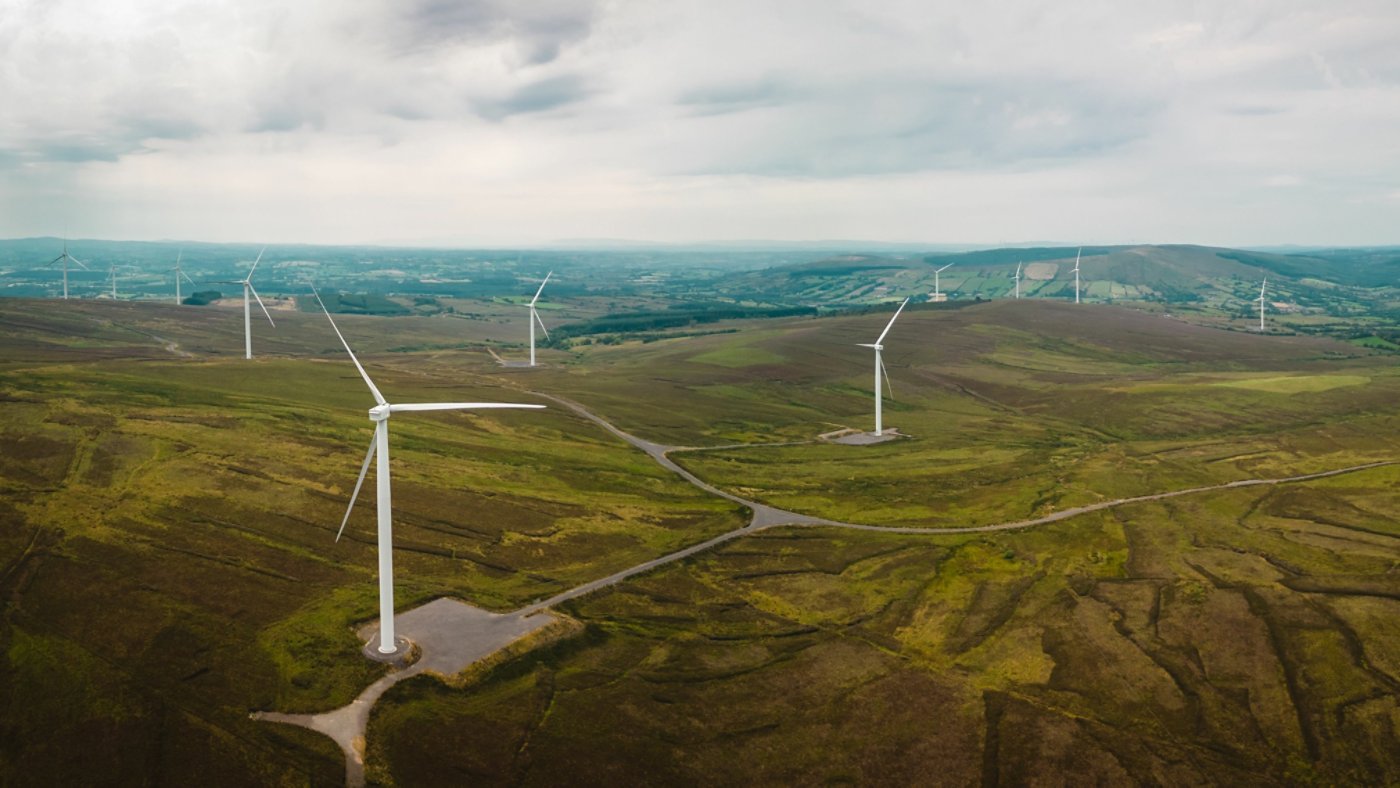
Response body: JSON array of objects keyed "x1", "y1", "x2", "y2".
[{"x1": 710, "y1": 244, "x2": 1400, "y2": 325}]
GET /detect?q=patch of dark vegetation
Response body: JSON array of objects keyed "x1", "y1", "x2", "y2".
[
  {"x1": 552, "y1": 304, "x2": 816, "y2": 342},
  {"x1": 1280, "y1": 576, "x2": 1400, "y2": 600},
  {"x1": 181, "y1": 290, "x2": 222, "y2": 305},
  {"x1": 303, "y1": 291, "x2": 410, "y2": 316}
]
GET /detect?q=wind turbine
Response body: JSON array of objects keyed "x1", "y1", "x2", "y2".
[
  {"x1": 1072, "y1": 248, "x2": 1082, "y2": 304},
  {"x1": 1014, "y1": 262, "x2": 1022, "y2": 299},
  {"x1": 524, "y1": 271, "x2": 552, "y2": 367},
  {"x1": 107, "y1": 264, "x2": 119, "y2": 299},
  {"x1": 1257, "y1": 277, "x2": 1267, "y2": 331},
  {"x1": 173, "y1": 251, "x2": 196, "y2": 305},
  {"x1": 933, "y1": 263, "x2": 953, "y2": 301},
  {"x1": 48, "y1": 237, "x2": 89, "y2": 300},
  {"x1": 216, "y1": 248, "x2": 275, "y2": 359},
  {"x1": 315, "y1": 290, "x2": 545, "y2": 656},
  {"x1": 856, "y1": 297, "x2": 909, "y2": 436}
]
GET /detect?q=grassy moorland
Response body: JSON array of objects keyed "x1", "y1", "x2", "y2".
[
  {"x1": 1, "y1": 296, "x2": 1398, "y2": 785},
  {"x1": 368, "y1": 470, "x2": 1400, "y2": 784},
  {"x1": 360, "y1": 299, "x2": 1400, "y2": 784},
  {"x1": 0, "y1": 299, "x2": 738, "y2": 784},
  {"x1": 522, "y1": 300, "x2": 1400, "y2": 527}
]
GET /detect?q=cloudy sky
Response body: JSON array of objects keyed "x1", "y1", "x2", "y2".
[{"x1": 1, "y1": 0, "x2": 1397, "y2": 246}]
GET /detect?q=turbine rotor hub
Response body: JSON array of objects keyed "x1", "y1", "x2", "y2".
[{"x1": 369, "y1": 404, "x2": 391, "y2": 422}]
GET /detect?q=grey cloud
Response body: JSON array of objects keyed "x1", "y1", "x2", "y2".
[
  {"x1": 27, "y1": 138, "x2": 125, "y2": 164},
  {"x1": 678, "y1": 78, "x2": 809, "y2": 116},
  {"x1": 1225, "y1": 105, "x2": 1287, "y2": 116},
  {"x1": 475, "y1": 74, "x2": 592, "y2": 120},
  {"x1": 235, "y1": 2, "x2": 601, "y2": 135},
  {"x1": 380, "y1": 0, "x2": 596, "y2": 64},
  {"x1": 667, "y1": 77, "x2": 1159, "y2": 178},
  {"x1": 0, "y1": 114, "x2": 206, "y2": 165}
]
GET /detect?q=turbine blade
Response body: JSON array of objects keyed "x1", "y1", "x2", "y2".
[
  {"x1": 534, "y1": 308, "x2": 550, "y2": 340},
  {"x1": 248, "y1": 283, "x2": 276, "y2": 326},
  {"x1": 874, "y1": 297, "x2": 910, "y2": 345},
  {"x1": 181, "y1": 270, "x2": 198, "y2": 285},
  {"x1": 880, "y1": 355, "x2": 894, "y2": 400},
  {"x1": 313, "y1": 287, "x2": 387, "y2": 406},
  {"x1": 247, "y1": 246, "x2": 266, "y2": 278},
  {"x1": 336, "y1": 433, "x2": 377, "y2": 542},
  {"x1": 529, "y1": 271, "x2": 553, "y2": 306},
  {"x1": 388, "y1": 402, "x2": 546, "y2": 413},
  {"x1": 938, "y1": 263, "x2": 953, "y2": 273},
  {"x1": 70, "y1": 256, "x2": 90, "y2": 270}
]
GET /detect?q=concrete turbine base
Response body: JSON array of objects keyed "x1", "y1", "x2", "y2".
[
  {"x1": 830, "y1": 430, "x2": 903, "y2": 445},
  {"x1": 360, "y1": 634, "x2": 418, "y2": 668}
]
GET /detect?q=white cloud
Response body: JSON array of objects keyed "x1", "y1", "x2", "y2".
[{"x1": 0, "y1": 0, "x2": 1397, "y2": 245}]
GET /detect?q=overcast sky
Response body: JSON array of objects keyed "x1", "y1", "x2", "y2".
[{"x1": 1, "y1": 0, "x2": 1397, "y2": 247}]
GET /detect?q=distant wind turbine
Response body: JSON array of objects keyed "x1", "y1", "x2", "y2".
[
  {"x1": 1014, "y1": 262, "x2": 1022, "y2": 299},
  {"x1": 1257, "y1": 277, "x2": 1267, "y2": 331},
  {"x1": 48, "y1": 237, "x2": 89, "y2": 300},
  {"x1": 857, "y1": 297, "x2": 909, "y2": 436},
  {"x1": 315, "y1": 289, "x2": 545, "y2": 656},
  {"x1": 173, "y1": 251, "x2": 195, "y2": 305},
  {"x1": 216, "y1": 248, "x2": 275, "y2": 359},
  {"x1": 933, "y1": 263, "x2": 953, "y2": 301},
  {"x1": 1072, "y1": 248, "x2": 1082, "y2": 304},
  {"x1": 107, "y1": 264, "x2": 119, "y2": 299},
  {"x1": 524, "y1": 271, "x2": 552, "y2": 367}
]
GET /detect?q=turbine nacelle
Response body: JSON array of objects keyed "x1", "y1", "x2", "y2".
[{"x1": 369, "y1": 403, "x2": 391, "y2": 422}]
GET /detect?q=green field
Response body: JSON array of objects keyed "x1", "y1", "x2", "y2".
[{"x1": 2, "y1": 296, "x2": 1398, "y2": 784}]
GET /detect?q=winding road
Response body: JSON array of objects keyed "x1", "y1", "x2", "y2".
[{"x1": 256, "y1": 390, "x2": 1394, "y2": 786}]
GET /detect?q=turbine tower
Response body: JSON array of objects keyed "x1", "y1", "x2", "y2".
[
  {"x1": 1072, "y1": 248, "x2": 1082, "y2": 304},
  {"x1": 525, "y1": 271, "x2": 553, "y2": 367},
  {"x1": 173, "y1": 251, "x2": 195, "y2": 305},
  {"x1": 856, "y1": 297, "x2": 909, "y2": 436},
  {"x1": 1014, "y1": 262, "x2": 1022, "y2": 299},
  {"x1": 315, "y1": 291, "x2": 545, "y2": 656},
  {"x1": 107, "y1": 264, "x2": 118, "y2": 299},
  {"x1": 218, "y1": 248, "x2": 275, "y2": 359},
  {"x1": 1257, "y1": 277, "x2": 1267, "y2": 331},
  {"x1": 933, "y1": 263, "x2": 953, "y2": 302},
  {"x1": 48, "y1": 237, "x2": 89, "y2": 300}
]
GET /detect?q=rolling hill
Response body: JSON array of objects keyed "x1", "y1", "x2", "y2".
[
  {"x1": 1, "y1": 295, "x2": 1398, "y2": 784},
  {"x1": 708, "y1": 245, "x2": 1400, "y2": 327}
]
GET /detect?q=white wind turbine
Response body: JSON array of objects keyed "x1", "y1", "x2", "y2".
[
  {"x1": 524, "y1": 271, "x2": 552, "y2": 366},
  {"x1": 1072, "y1": 248, "x2": 1082, "y2": 304},
  {"x1": 107, "y1": 263, "x2": 119, "y2": 299},
  {"x1": 48, "y1": 237, "x2": 89, "y2": 300},
  {"x1": 933, "y1": 263, "x2": 953, "y2": 301},
  {"x1": 857, "y1": 297, "x2": 909, "y2": 436},
  {"x1": 1257, "y1": 277, "x2": 1267, "y2": 331},
  {"x1": 1014, "y1": 262, "x2": 1022, "y2": 299},
  {"x1": 315, "y1": 290, "x2": 545, "y2": 656},
  {"x1": 173, "y1": 251, "x2": 196, "y2": 305},
  {"x1": 216, "y1": 248, "x2": 275, "y2": 359}
]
